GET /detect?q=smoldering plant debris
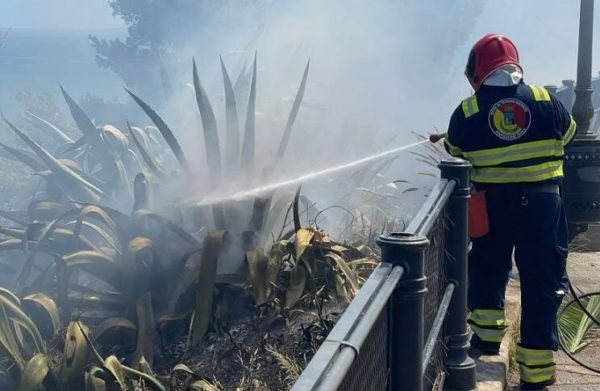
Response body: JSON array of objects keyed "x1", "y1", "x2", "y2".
[{"x1": 0, "y1": 56, "x2": 402, "y2": 390}]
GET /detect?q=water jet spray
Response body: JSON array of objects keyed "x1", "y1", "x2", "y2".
[{"x1": 194, "y1": 139, "x2": 429, "y2": 206}]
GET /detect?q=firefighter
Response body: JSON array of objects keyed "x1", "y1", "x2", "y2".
[{"x1": 443, "y1": 34, "x2": 576, "y2": 390}]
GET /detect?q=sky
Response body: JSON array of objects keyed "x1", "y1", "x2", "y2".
[
  {"x1": 0, "y1": 1, "x2": 598, "y2": 124},
  {"x1": 0, "y1": 1, "x2": 596, "y2": 82},
  {"x1": 466, "y1": 1, "x2": 600, "y2": 87},
  {"x1": 0, "y1": 0, "x2": 125, "y2": 30}
]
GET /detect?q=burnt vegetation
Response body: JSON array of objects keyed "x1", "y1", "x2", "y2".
[{"x1": 0, "y1": 56, "x2": 443, "y2": 390}]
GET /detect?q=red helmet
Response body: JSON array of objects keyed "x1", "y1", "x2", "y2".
[{"x1": 465, "y1": 34, "x2": 522, "y2": 91}]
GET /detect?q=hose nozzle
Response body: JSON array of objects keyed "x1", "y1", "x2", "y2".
[{"x1": 429, "y1": 133, "x2": 446, "y2": 143}]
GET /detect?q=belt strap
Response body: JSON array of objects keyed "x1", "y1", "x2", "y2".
[{"x1": 474, "y1": 182, "x2": 560, "y2": 195}]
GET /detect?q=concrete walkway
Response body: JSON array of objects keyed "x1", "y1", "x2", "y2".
[
  {"x1": 506, "y1": 252, "x2": 600, "y2": 390},
  {"x1": 475, "y1": 278, "x2": 520, "y2": 391}
]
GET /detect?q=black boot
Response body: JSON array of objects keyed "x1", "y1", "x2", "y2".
[
  {"x1": 519, "y1": 376, "x2": 556, "y2": 390},
  {"x1": 469, "y1": 334, "x2": 500, "y2": 355}
]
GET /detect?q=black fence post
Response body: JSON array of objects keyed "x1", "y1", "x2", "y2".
[
  {"x1": 439, "y1": 159, "x2": 476, "y2": 390},
  {"x1": 377, "y1": 233, "x2": 429, "y2": 391}
]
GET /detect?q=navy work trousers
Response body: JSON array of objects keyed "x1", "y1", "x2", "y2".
[{"x1": 468, "y1": 188, "x2": 569, "y2": 350}]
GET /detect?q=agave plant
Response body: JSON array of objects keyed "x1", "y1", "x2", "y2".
[{"x1": 0, "y1": 55, "x2": 381, "y2": 390}]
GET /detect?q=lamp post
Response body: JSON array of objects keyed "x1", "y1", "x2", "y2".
[
  {"x1": 572, "y1": 0, "x2": 596, "y2": 138},
  {"x1": 562, "y1": 0, "x2": 600, "y2": 241}
]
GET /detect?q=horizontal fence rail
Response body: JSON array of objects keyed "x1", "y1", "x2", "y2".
[
  {"x1": 292, "y1": 159, "x2": 476, "y2": 391},
  {"x1": 293, "y1": 264, "x2": 403, "y2": 391}
]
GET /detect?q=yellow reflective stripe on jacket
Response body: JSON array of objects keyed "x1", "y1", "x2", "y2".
[
  {"x1": 463, "y1": 139, "x2": 564, "y2": 167},
  {"x1": 519, "y1": 364, "x2": 556, "y2": 384},
  {"x1": 471, "y1": 161, "x2": 563, "y2": 183},
  {"x1": 529, "y1": 85, "x2": 551, "y2": 101},
  {"x1": 469, "y1": 324, "x2": 506, "y2": 343},
  {"x1": 516, "y1": 346, "x2": 555, "y2": 367},
  {"x1": 469, "y1": 309, "x2": 507, "y2": 327},
  {"x1": 461, "y1": 96, "x2": 479, "y2": 118},
  {"x1": 564, "y1": 116, "x2": 577, "y2": 145},
  {"x1": 444, "y1": 138, "x2": 463, "y2": 157}
]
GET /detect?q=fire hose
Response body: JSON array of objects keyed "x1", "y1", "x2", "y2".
[
  {"x1": 429, "y1": 132, "x2": 600, "y2": 373},
  {"x1": 560, "y1": 282, "x2": 600, "y2": 374}
]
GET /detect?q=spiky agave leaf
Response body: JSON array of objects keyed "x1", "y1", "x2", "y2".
[
  {"x1": 84, "y1": 367, "x2": 107, "y2": 391},
  {"x1": 0, "y1": 287, "x2": 20, "y2": 307},
  {"x1": 25, "y1": 111, "x2": 74, "y2": 144},
  {"x1": 193, "y1": 59, "x2": 222, "y2": 177},
  {"x1": 58, "y1": 250, "x2": 121, "y2": 289},
  {"x1": 27, "y1": 201, "x2": 75, "y2": 222},
  {"x1": 61, "y1": 321, "x2": 89, "y2": 386},
  {"x1": 220, "y1": 56, "x2": 241, "y2": 169},
  {"x1": 247, "y1": 195, "x2": 272, "y2": 233},
  {"x1": 111, "y1": 158, "x2": 134, "y2": 202},
  {"x1": 325, "y1": 252, "x2": 360, "y2": 296},
  {"x1": 294, "y1": 228, "x2": 315, "y2": 263},
  {"x1": 21, "y1": 293, "x2": 61, "y2": 340},
  {"x1": 122, "y1": 237, "x2": 153, "y2": 299},
  {"x1": 60, "y1": 220, "x2": 118, "y2": 254},
  {"x1": 0, "y1": 298, "x2": 25, "y2": 370},
  {"x1": 293, "y1": 186, "x2": 302, "y2": 232},
  {"x1": 0, "y1": 210, "x2": 30, "y2": 226},
  {"x1": 0, "y1": 226, "x2": 24, "y2": 239},
  {"x1": 103, "y1": 355, "x2": 128, "y2": 390},
  {"x1": 129, "y1": 124, "x2": 153, "y2": 151},
  {"x1": 4, "y1": 119, "x2": 104, "y2": 203},
  {"x1": 17, "y1": 353, "x2": 61, "y2": 391},
  {"x1": 127, "y1": 121, "x2": 162, "y2": 176},
  {"x1": 276, "y1": 59, "x2": 310, "y2": 160},
  {"x1": 284, "y1": 264, "x2": 307, "y2": 309},
  {"x1": 0, "y1": 289, "x2": 47, "y2": 355},
  {"x1": 261, "y1": 193, "x2": 295, "y2": 239},
  {"x1": 189, "y1": 230, "x2": 227, "y2": 346},
  {"x1": 246, "y1": 249, "x2": 269, "y2": 305},
  {"x1": 133, "y1": 173, "x2": 153, "y2": 212},
  {"x1": 138, "y1": 356, "x2": 153, "y2": 376},
  {"x1": 234, "y1": 62, "x2": 248, "y2": 93},
  {"x1": 241, "y1": 53, "x2": 257, "y2": 169},
  {"x1": 169, "y1": 363, "x2": 200, "y2": 389},
  {"x1": 268, "y1": 241, "x2": 287, "y2": 292},
  {"x1": 72, "y1": 205, "x2": 118, "y2": 242},
  {"x1": 59, "y1": 85, "x2": 99, "y2": 141},
  {"x1": 93, "y1": 317, "x2": 136, "y2": 353},
  {"x1": 126, "y1": 88, "x2": 189, "y2": 172},
  {"x1": 76, "y1": 321, "x2": 166, "y2": 391},
  {"x1": 132, "y1": 209, "x2": 202, "y2": 248},
  {"x1": 16, "y1": 208, "x2": 94, "y2": 289},
  {"x1": 133, "y1": 293, "x2": 154, "y2": 367},
  {"x1": 0, "y1": 142, "x2": 45, "y2": 171},
  {"x1": 64, "y1": 289, "x2": 125, "y2": 315},
  {"x1": 101, "y1": 125, "x2": 129, "y2": 158}
]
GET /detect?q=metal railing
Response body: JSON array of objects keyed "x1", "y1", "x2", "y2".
[{"x1": 292, "y1": 159, "x2": 476, "y2": 391}]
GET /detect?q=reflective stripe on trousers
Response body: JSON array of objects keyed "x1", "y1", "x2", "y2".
[
  {"x1": 468, "y1": 308, "x2": 507, "y2": 342},
  {"x1": 517, "y1": 345, "x2": 556, "y2": 384}
]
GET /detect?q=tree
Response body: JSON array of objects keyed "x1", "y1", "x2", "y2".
[
  {"x1": 89, "y1": 1, "x2": 262, "y2": 103},
  {"x1": 0, "y1": 28, "x2": 10, "y2": 51}
]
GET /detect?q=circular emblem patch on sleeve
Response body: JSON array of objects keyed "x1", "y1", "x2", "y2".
[{"x1": 488, "y1": 98, "x2": 531, "y2": 140}]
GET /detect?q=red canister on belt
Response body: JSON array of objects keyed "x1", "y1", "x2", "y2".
[{"x1": 469, "y1": 190, "x2": 489, "y2": 238}]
